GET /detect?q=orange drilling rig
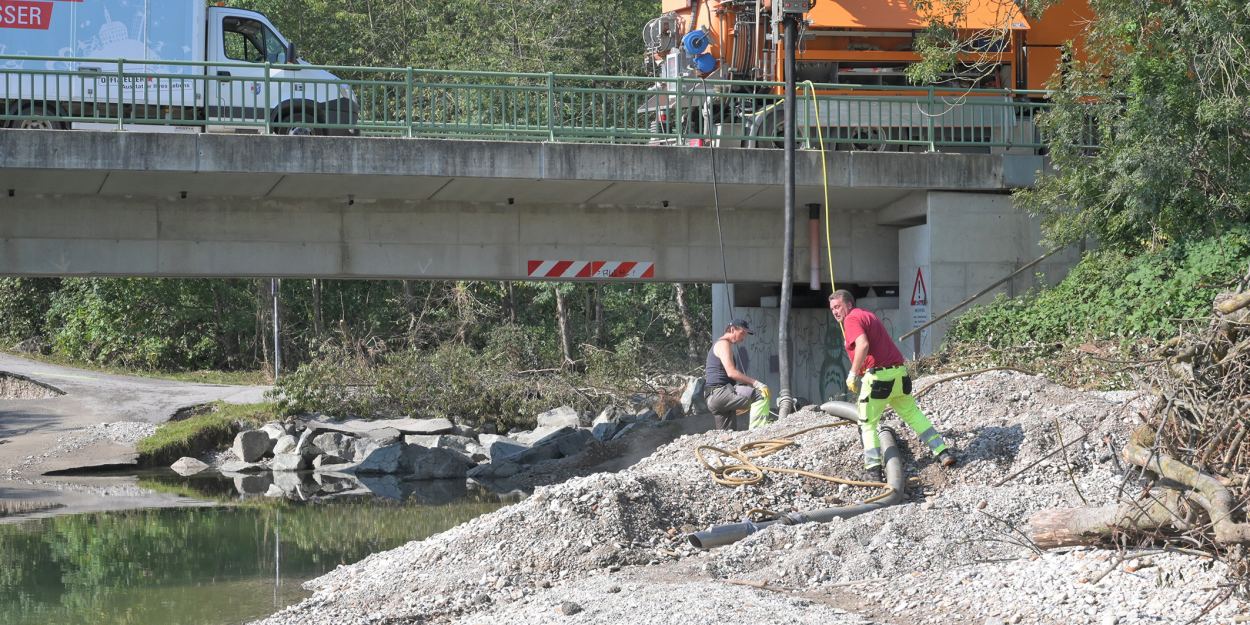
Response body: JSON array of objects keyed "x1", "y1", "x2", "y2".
[{"x1": 641, "y1": 0, "x2": 1091, "y2": 147}]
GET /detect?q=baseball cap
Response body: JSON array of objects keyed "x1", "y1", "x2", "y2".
[{"x1": 730, "y1": 318, "x2": 754, "y2": 334}]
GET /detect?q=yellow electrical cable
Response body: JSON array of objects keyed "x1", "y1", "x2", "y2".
[
  {"x1": 801, "y1": 80, "x2": 845, "y2": 340},
  {"x1": 694, "y1": 420, "x2": 896, "y2": 504}
]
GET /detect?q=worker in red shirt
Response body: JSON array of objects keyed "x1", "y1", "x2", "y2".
[{"x1": 829, "y1": 290, "x2": 956, "y2": 479}]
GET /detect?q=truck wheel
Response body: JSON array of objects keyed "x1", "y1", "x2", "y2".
[
  {"x1": 7, "y1": 103, "x2": 68, "y2": 130},
  {"x1": 282, "y1": 112, "x2": 324, "y2": 136}
]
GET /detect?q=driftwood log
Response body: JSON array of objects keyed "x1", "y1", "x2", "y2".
[{"x1": 1030, "y1": 428, "x2": 1250, "y2": 549}]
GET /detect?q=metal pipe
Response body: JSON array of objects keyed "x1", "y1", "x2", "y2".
[
  {"x1": 689, "y1": 427, "x2": 904, "y2": 549},
  {"x1": 899, "y1": 247, "x2": 1063, "y2": 343},
  {"x1": 777, "y1": 14, "x2": 798, "y2": 420}
]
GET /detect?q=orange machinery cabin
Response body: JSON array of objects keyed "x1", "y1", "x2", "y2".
[{"x1": 653, "y1": 0, "x2": 1091, "y2": 94}]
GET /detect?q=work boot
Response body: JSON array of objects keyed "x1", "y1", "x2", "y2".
[
  {"x1": 938, "y1": 450, "x2": 957, "y2": 468},
  {"x1": 860, "y1": 465, "x2": 883, "y2": 483}
]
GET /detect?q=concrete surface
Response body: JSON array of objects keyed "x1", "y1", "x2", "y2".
[{"x1": 0, "y1": 129, "x2": 1039, "y2": 282}]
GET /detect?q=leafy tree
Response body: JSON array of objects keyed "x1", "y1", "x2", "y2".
[{"x1": 1019, "y1": 0, "x2": 1250, "y2": 250}]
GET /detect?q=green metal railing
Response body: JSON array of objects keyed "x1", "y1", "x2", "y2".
[{"x1": 1, "y1": 55, "x2": 1092, "y2": 150}]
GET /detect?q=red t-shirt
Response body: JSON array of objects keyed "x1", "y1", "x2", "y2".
[{"x1": 842, "y1": 307, "x2": 904, "y2": 374}]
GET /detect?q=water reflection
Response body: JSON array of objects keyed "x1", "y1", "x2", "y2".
[{"x1": 0, "y1": 478, "x2": 515, "y2": 625}]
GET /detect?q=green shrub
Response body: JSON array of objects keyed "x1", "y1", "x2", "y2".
[
  {"x1": 948, "y1": 226, "x2": 1250, "y2": 349},
  {"x1": 137, "y1": 402, "x2": 275, "y2": 467},
  {"x1": 273, "y1": 336, "x2": 666, "y2": 432}
]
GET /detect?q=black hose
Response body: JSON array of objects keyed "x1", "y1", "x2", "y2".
[
  {"x1": 777, "y1": 15, "x2": 798, "y2": 419},
  {"x1": 688, "y1": 426, "x2": 904, "y2": 549}
]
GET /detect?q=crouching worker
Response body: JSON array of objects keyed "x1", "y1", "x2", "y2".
[
  {"x1": 828, "y1": 290, "x2": 956, "y2": 480},
  {"x1": 703, "y1": 319, "x2": 770, "y2": 431}
]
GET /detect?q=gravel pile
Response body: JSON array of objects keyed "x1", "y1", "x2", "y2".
[
  {"x1": 18, "y1": 421, "x2": 157, "y2": 471},
  {"x1": 253, "y1": 372, "x2": 1246, "y2": 625}
]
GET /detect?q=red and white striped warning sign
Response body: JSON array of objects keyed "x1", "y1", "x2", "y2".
[{"x1": 527, "y1": 260, "x2": 655, "y2": 279}]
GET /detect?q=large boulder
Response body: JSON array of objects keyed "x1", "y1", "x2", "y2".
[
  {"x1": 401, "y1": 446, "x2": 475, "y2": 479},
  {"x1": 232, "y1": 430, "x2": 273, "y2": 463},
  {"x1": 272, "y1": 434, "x2": 298, "y2": 456},
  {"x1": 260, "y1": 422, "x2": 288, "y2": 442},
  {"x1": 591, "y1": 421, "x2": 619, "y2": 442},
  {"x1": 536, "y1": 406, "x2": 581, "y2": 429},
  {"x1": 271, "y1": 453, "x2": 308, "y2": 472},
  {"x1": 479, "y1": 434, "x2": 528, "y2": 462},
  {"x1": 220, "y1": 460, "x2": 265, "y2": 474},
  {"x1": 509, "y1": 428, "x2": 592, "y2": 465},
  {"x1": 312, "y1": 432, "x2": 356, "y2": 459},
  {"x1": 170, "y1": 457, "x2": 208, "y2": 476},
  {"x1": 592, "y1": 406, "x2": 619, "y2": 425},
  {"x1": 312, "y1": 454, "x2": 349, "y2": 470},
  {"x1": 348, "y1": 440, "x2": 404, "y2": 474},
  {"x1": 363, "y1": 427, "x2": 402, "y2": 445},
  {"x1": 294, "y1": 428, "x2": 321, "y2": 458},
  {"x1": 515, "y1": 425, "x2": 573, "y2": 446},
  {"x1": 394, "y1": 417, "x2": 455, "y2": 435},
  {"x1": 680, "y1": 376, "x2": 708, "y2": 416}
]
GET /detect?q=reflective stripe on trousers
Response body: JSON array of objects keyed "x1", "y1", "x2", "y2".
[{"x1": 857, "y1": 366, "x2": 947, "y2": 468}]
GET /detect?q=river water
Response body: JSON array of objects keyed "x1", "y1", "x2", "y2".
[{"x1": 0, "y1": 471, "x2": 517, "y2": 625}]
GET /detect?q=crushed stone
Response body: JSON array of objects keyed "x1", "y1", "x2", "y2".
[{"x1": 251, "y1": 371, "x2": 1244, "y2": 625}]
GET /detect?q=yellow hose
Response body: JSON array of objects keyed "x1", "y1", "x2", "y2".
[{"x1": 695, "y1": 420, "x2": 895, "y2": 504}]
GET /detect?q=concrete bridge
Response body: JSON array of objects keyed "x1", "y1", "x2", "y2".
[
  {"x1": 0, "y1": 129, "x2": 1047, "y2": 281},
  {"x1": 0, "y1": 128, "x2": 1077, "y2": 401}
]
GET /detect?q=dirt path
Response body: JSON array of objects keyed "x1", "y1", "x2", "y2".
[{"x1": 0, "y1": 353, "x2": 269, "y2": 521}]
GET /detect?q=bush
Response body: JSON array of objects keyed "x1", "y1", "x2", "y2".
[
  {"x1": 137, "y1": 402, "x2": 275, "y2": 467},
  {"x1": 948, "y1": 226, "x2": 1250, "y2": 349},
  {"x1": 272, "y1": 336, "x2": 668, "y2": 433}
]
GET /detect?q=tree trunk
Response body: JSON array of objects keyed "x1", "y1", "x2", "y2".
[
  {"x1": 594, "y1": 284, "x2": 605, "y2": 347},
  {"x1": 255, "y1": 279, "x2": 271, "y2": 380},
  {"x1": 554, "y1": 284, "x2": 575, "y2": 368},
  {"x1": 311, "y1": 278, "x2": 324, "y2": 340},
  {"x1": 1029, "y1": 492, "x2": 1187, "y2": 549},
  {"x1": 675, "y1": 283, "x2": 698, "y2": 360},
  {"x1": 504, "y1": 281, "x2": 516, "y2": 324}
]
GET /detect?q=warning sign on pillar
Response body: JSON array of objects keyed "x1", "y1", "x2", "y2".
[
  {"x1": 910, "y1": 267, "x2": 929, "y2": 330},
  {"x1": 910, "y1": 267, "x2": 928, "y2": 306}
]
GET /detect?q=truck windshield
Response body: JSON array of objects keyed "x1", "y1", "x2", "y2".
[{"x1": 223, "y1": 16, "x2": 288, "y2": 64}]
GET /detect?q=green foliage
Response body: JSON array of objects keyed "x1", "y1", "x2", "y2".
[
  {"x1": 272, "y1": 336, "x2": 656, "y2": 432},
  {"x1": 234, "y1": 0, "x2": 659, "y2": 75},
  {"x1": 136, "y1": 402, "x2": 276, "y2": 467},
  {"x1": 0, "y1": 278, "x2": 58, "y2": 347},
  {"x1": 44, "y1": 279, "x2": 256, "y2": 371},
  {"x1": 947, "y1": 226, "x2": 1250, "y2": 348},
  {"x1": 1019, "y1": 0, "x2": 1250, "y2": 250}
]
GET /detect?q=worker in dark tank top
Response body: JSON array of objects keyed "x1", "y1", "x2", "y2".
[{"x1": 703, "y1": 319, "x2": 768, "y2": 430}]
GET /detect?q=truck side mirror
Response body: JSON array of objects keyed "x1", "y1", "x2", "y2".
[{"x1": 286, "y1": 42, "x2": 296, "y2": 63}]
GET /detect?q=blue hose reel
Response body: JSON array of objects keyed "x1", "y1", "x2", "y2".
[{"x1": 682, "y1": 29, "x2": 719, "y2": 76}]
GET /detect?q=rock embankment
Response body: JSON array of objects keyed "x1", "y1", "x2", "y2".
[
  {"x1": 177, "y1": 378, "x2": 709, "y2": 500},
  {"x1": 253, "y1": 371, "x2": 1247, "y2": 625}
]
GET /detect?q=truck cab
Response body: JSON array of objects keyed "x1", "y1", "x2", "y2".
[
  {"x1": 204, "y1": 6, "x2": 356, "y2": 134},
  {"x1": 1, "y1": 0, "x2": 357, "y2": 135}
]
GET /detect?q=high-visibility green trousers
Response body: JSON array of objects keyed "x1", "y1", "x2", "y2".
[{"x1": 857, "y1": 365, "x2": 948, "y2": 469}]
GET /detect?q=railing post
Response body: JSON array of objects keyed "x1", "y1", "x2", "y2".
[
  {"x1": 263, "y1": 62, "x2": 272, "y2": 134},
  {"x1": 674, "y1": 73, "x2": 684, "y2": 144},
  {"x1": 546, "y1": 72, "x2": 556, "y2": 141},
  {"x1": 406, "y1": 67, "x2": 414, "y2": 138},
  {"x1": 116, "y1": 59, "x2": 125, "y2": 131},
  {"x1": 926, "y1": 86, "x2": 936, "y2": 152}
]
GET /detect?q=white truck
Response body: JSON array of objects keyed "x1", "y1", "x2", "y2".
[{"x1": 0, "y1": 0, "x2": 357, "y2": 134}]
